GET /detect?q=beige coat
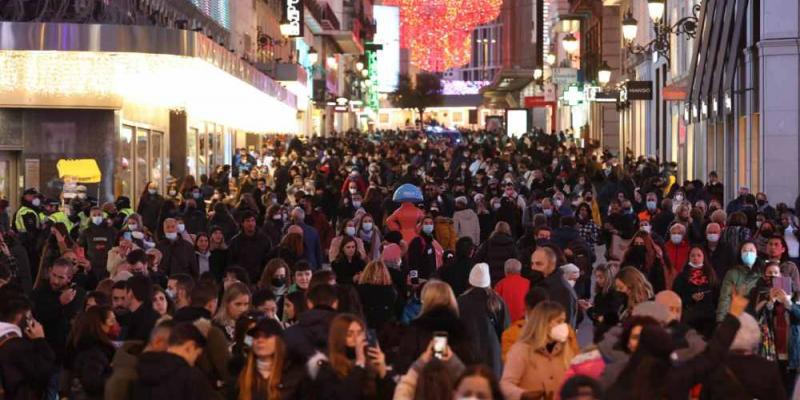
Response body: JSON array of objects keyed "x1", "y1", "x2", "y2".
[{"x1": 501, "y1": 341, "x2": 569, "y2": 400}]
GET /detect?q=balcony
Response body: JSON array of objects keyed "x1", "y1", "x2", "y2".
[{"x1": 306, "y1": 0, "x2": 341, "y2": 32}]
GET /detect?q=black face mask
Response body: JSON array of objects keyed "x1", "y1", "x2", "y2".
[
  {"x1": 271, "y1": 277, "x2": 286, "y2": 288},
  {"x1": 344, "y1": 346, "x2": 357, "y2": 360},
  {"x1": 629, "y1": 246, "x2": 646, "y2": 263}
]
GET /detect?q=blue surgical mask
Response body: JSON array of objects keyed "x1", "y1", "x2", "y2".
[
  {"x1": 362, "y1": 222, "x2": 373, "y2": 232},
  {"x1": 646, "y1": 201, "x2": 657, "y2": 211},
  {"x1": 422, "y1": 224, "x2": 434, "y2": 235},
  {"x1": 543, "y1": 209, "x2": 553, "y2": 217},
  {"x1": 741, "y1": 251, "x2": 757, "y2": 267},
  {"x1": 345, "y1": 227, "x2": 356, "y2": 236}
]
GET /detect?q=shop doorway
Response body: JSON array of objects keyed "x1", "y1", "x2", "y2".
[{"x1": 0, "y1": 151, "x2": 19, "y2": 212}]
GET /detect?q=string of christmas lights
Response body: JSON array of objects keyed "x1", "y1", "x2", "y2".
[{"x1": 383, "y1": 0, "x2": 502, "y2": 72}]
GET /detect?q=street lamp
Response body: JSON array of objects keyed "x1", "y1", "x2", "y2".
[
  {"x1": 327, "y1": 55, "x2": 337, "y2": 69},
  {"x1": 562, "y1": 33, "x2": 579, "y2": 54},
  {"x1": 545, "y1": 53, "x2": 556, "y2": 66},
  {"x1": 622, "y1": 12, "x2": 639, "y2": 42},
  {"x1": 598, "y1": 61, "x2": 612, "y2": 85},
  {"x1": 647, "y1": 0, "x2": 666, "y2": 23},
  {"x1": 307, "y1": 47, "x2": 319, "y2": 64},
  {"x1": 533, "y1": 68, "x2": 543, "y2": 80},
  {"x1": 356, "y1": 61, "x2": 364, "y2": 71},
  {"x1": 361, "y1": 68, "x2": 369, "y2": 78}
]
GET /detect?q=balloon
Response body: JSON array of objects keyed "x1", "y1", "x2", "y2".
[{"x1": 393, "y1": 183, "x2": 423, "y2": 203}]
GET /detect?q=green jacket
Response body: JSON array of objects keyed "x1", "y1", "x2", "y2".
[{"x1": 716, "y1": 264, "x2": 760, "y2": 322}]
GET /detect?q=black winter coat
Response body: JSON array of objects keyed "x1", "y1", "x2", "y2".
[
  {"x1": 533, "y1": 269, "x2": 578, "y2": 327},
  {"x1": 0, "y1": 333, "x2": 56, "y2": 400},
  {"x1": 133, "y1": 351, "x2": 215, "y2": 400},
  {"x1": 699, "y1": 353, "x2": 785, "y2": 400},
  {"x1": 356, "y1": 284, "x2": 397, "y2": 330},
  {"x1": 227, "y1": 230, "x2": 272, "y2": 282},
  {"x1": 136, "y1": 193, "x2": 164, "y2": 233},
  {"x1": 476, "y1": 233, "x2": 518, "y2": 285},
  {"x1": 32, "y1": 285, "x2": 85, "y2": 364},
  {"x1": 457, "y1": 289, "x2": 510, "y2": 378},
  {"x1": 284, "y1": 306, "x2": 337, "y2": 363},
  {"x1": 395, "y1": 307, "x2": 476, "y2": 375},
  {"x1": 157, "y1": 238, "x2": 199, "y2": 278},
  {"x1": 436, "y1": 257, "x2": 473, "y2": 297},
  {"x1": 310, "y1": 361, "x2": 395, "y2": 400},
  {"x1": 64, "y1": 338, "x2": 115, "y2": 400}
]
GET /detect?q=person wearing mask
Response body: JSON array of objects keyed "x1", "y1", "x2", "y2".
[
  {"x1": 621, "y1": 231, "x2": 669, "y2": 293},
  {"x1": 78, "y1": 206, "x2": 117, "y2": 284},
  {"x1": 664, "y1": 223, "x2": 691, "y2": 286},
  {"x1": 212, "y1": 282, "x2": 251, "y2": 342},
  {"x1": 208, "y1": 227, "x2": 228, "y2": 283},
  {"x1": 672, "y1": 246, "x2": 719, "y2": 338},
  {"x1": 132, "y1": 322, "x2": 215, "y2": 400},
  {"x1": 136, "y1": 182, "x2": 164, "y2": 233},
  {"x1": 356, "y1": 214, "x2": 382, "y2": 262},
  {"x1": 453, "y1": 196, "x2": 480, "y2": 245},
  {"x1": 575, "y1": 203, "x2": 600, "y2": 249},
  {"x1": 717, "y1": 241, "x2": 762, "y2": 322},
  {"x1": 637, "y1": 192, "x2": 661, "y2": 223},
  {"x1": 495, "y1": 259, "x2": 531, "y2": 323},
  {"x1": 458, "y1": 263, "x2": 510, "y2": 377},
  {"x1": 614, "y1": 266, "x2": 656, "y2": 320},
  {"x1": 475, "y1": 221, "x2": 518, "y2": 285},
  {"x1": 262, "y1": 205, "x2": 286, "y2": 247},
  {"x1": 32, "y1": 257, "x2": 85, "y2": 363},
  {"x1": 432, "y1": 205, "x2": 457, "y2": 252},
  {"x1": 406, "y1": 216, "x2": 444, "y2": 280},
  {"x1": 530, "y1": 247, "x2": 578, "y2": 327},
  {"x1": 328, "y1": 219, "x2": 367, "y2": 262},
  {"x1": 700, "y1": 312, "x2": 786, "y2": 400},
  {"x1": 232, "y1": 318, "x2": 305, "y2": 399},
  {"x1": 289, "y1": 207, "x2": 323, "y2": 270},
  {"x1": 396, "y1": 280, "x2": 475, "y2": 374},
  {"x1": 437, "y1": 237, "x2": 476, "y2": 297},
  {"x1": 355, "y1": 261, "x2": 397, "y2": 331},
  {"x1": 63, "y1": 305, "x2": 118, "y2": 400},
  {"x1": 257, "y1": 259, "x2": 291, "y2": 319},
  {"x1": 166, "y1": 273, "x2": 194, "y2": 312},
  {"x1": 0, "y1": 293, "x2": 57, "y2": 399},
  {"x1": 193, "y1": 232, "x2": 211, "y2": 277},
  {"x1": 703, "y1": 222, "x2": 732, "y2": 279},
  {"x1": 14, "y1": 189, "x2": 43, "y2": 271},
  {"x1": 309, "y1": 314, "x2": 393, "y2": 398},
  {"x1": 584, "y1": 263, "x2": 625, "y2": 340},
  {"x1": 156, "y1": 218, "x2": 198, "y2": 277},
  {"x1": 500, "y1": 301, "x2": 578, "y2": 400},
  {"x1": 227, "y1": 211, "x2": 271, "y2": 282}
]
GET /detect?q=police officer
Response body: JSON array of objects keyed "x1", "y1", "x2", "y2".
[
  {"x1": 13, "y1": 188, "x2": 42, "y2": 272},
  {"x1": 114, "y1": 196, "x2": 134, "y2": 230},
  {"x1": 77, "y1": 207, "x2": 116, "y2": 287},
  {"x1": 46, "y1": 200, "x2": 75, "y2": 238}
]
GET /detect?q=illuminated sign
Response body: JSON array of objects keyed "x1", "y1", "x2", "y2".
[
  {"x1": 367, "y1": 49, "x2": 380, "y2": 111},
  {"x1": 442, "y1": 80, "x2": 491, "y2": 95},
  {"x1": 373, "y1": 6, "x2": 400, "y2": 92},
  {"x1": 283, "y1": 0, "x2": 304, "y2": 37},
  {"x1": 189, "y1": 0, "x2": 231, "y2": 29}
]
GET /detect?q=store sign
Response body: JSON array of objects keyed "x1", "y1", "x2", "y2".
[
  {"x1": 283, "y1": 0, "x2": 304, "y2": 37},
  {"x1": 625, "y1": 81, "x2": 653, "y2": 100},
  {"x1": 552, "y1": 68, "x2": 578, "y2": 85},
  {"x1": 594, "y1": 91, "x2": 618, "y2": 103}
]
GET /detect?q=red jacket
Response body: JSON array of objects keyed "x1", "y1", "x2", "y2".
[
  {"x1": 495, "y1": 274, "x2": 530, "y2": 322},
  {"x1": 665, "y1": 240, "x2": 690, "y2": 276}
]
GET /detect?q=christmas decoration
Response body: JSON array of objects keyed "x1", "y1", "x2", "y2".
[{"x1": 383, "y1": 0, "x2": 502, "y2": 72}]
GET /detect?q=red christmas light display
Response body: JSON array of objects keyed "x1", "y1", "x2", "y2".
[{"x1": 383, "y1": 0, "x2": 503, "y2": 72}]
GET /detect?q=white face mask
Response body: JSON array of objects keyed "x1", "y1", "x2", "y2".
[
  {"x1": 352, "y1": 201, "x2": 362, "y2": 208},
  {"x1": 640, "y1": 225, "x2": 652, "y2": 233},
  {"x1": 345, "y1": 227, "x2": 356, "y2": 236},
  {"x1": 31, "y1": 198, "x2": 41, "y2": 207},
  {"x1": 567, "y1": 279, "x2": 576, "y2": 287},
  {"x1": 128, "y1": 223, "x2": 138, "y2": 231},
  {"x1": 362, "y1": 222, "x2": 373, "y2": 232},
  {"x1": 177, "y1": 224, "x2": 186, "y2": 233},
  {"x1": 670, "y1": 234, "x2": 683, "y2": 245},
  {"x1": 549, "y1": 322, "x2": 570, "y2": 343},
  {"x1": 706, "y1": 233, "x2": 720, "y2": 242},
  {"x1": 165, "y1": 232, "x2": 178, "y2": 241},
  {"x1": 91, "y1": 216, "x2": 104, "y2": 225},
  {"x1": 688, "y1": 262, "x2": 703, "y2": 269},
  {"x1": 131, "y1": 231, "x2": 144, "y2": 240}
]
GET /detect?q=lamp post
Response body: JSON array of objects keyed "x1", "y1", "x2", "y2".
[
  {"x1": 622, "y1": 1, "x2": 700, "y2": 64},
  {"x1": 598, "y1": 61, "x2": 612, "y2": 86},
  {"x1": 562, "y1": 33, "x2": 579, "y2": 55}
]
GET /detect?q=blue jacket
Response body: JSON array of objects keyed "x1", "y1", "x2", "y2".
[{"x1": 298, "y1": 223, "x2": 323, "y2": 269}]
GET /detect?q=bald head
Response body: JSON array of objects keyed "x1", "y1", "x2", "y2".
[{"x1": 655, "y1": 290, "x2": 682, "y2": 322}]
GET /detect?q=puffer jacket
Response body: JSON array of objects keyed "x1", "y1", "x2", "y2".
[
  {"x1": 716, "y1": 264, "x2": 761, "y2": 322},
  {"x1": 476, "y1": 233, "x2": 518, "y2": 285}
]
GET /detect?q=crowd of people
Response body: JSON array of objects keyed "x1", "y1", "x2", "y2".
[{"x1": 0, "y1": 128, "x2": 796, "y2": 399}]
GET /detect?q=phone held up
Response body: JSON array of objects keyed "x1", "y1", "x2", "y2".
[{"x1": 433, "y1": 331, "x2": 448, "y2": 360}]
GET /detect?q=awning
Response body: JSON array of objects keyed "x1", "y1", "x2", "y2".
[
  {"x1": 57, "y1": 159, "x2": 101, "y2": 183},
  {"x1": 688, "y1": 0, "x2": 714, "y2": 105},
  {"x1": 481, "y1": 68, "x2": 536, "y2": 108},
  {"x1": 710, "y1": 0, "x2": 738, "y2": 102},
  {"x1": 724, "y1": 0, "x2": 750, "y2": 92}
]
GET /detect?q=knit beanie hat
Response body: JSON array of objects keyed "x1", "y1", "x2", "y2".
[{"x1": 469, "y1": 263, "x2": 491, "y2": 288}]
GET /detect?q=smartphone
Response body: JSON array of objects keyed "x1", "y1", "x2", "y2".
[
  {"x1": 409, "y1": 270, "x2": 419, "y2": 285},
  {"x1": 366, "y1": 329, "x2": 379, "y2": 349},
  {"x1": 75, "y1": 247, "x2": 86, "y2": 261},
  {"x1": 773, "y1": 276, "x2": 793, "y2": 294},
  {"x1": 432, "y1": 331, "x2": 448, "y2": 359}
]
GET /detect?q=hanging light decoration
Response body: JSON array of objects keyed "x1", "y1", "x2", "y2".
[{"x1": 383, "y1": 0, "x2": 503, "y2": 72}]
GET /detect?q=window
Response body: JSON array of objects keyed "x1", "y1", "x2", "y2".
[
  {"x1": 187, "y1": 128, "x2": 198, "y2": 178},
  {"x1": 151, "y1": 132, "x2": 164, "y2": 187},
  {"x1": 115, "y1": 125, "x2": 134, "y2": 199},
  {"x1": 135, "y1": 129, "x2": 150, "y2": 195}
]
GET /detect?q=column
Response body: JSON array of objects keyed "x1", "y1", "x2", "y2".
[{"x1": 758, "y1": 0, "x2": 800, "y2": 205}]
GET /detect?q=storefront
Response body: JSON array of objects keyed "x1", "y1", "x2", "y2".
[{"x1": 0, "y1": 22, "x2": 298, "y2": 206}]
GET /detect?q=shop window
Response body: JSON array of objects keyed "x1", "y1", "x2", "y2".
[
  {"x1": 151, "y1": 132, "x2": 164, "y2": 188},
  {"x1": 135, "y1": 129, "x2": 149, "y2": 195},
  {"x1": 187, "y1": 128, "x2": 198, "y2": 178},
  {"x1": 115, "y1": 125, "x2": 134, "y2": 199},
  {"x1": 738, "y1": 116, "x2": 746, "y2": 187},
  {"x1": 198, "y1": 129, "x2": 207, "y2": 178}
]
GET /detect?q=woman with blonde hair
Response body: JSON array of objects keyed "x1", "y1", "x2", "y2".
[
  {"x1": 614, "y1": 266, "x2": 655, "y2": 319},
  {"x1": 396, "y1": 280, "x2": 475, "y2": 374},
  {"x1": 213, "y1": 282, "x2": 252, "y2": 342},
  {"x1": 501, "y1": 301, "x2": 579, "y2": 400},
  {"x1": 356, "y1": 261, "x2": 397, "y2": 330}
]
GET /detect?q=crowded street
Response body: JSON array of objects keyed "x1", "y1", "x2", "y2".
[{"x1": 1, "y1": 0, "x2": 800, "y2": 399}]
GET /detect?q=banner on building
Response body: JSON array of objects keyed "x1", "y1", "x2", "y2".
[
  {"x1": 625, "y1": 81, "x2": 653, "y2": 100},
  {"x1": 283, "y1": 0, "x2": 304, "y2": 37}
]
